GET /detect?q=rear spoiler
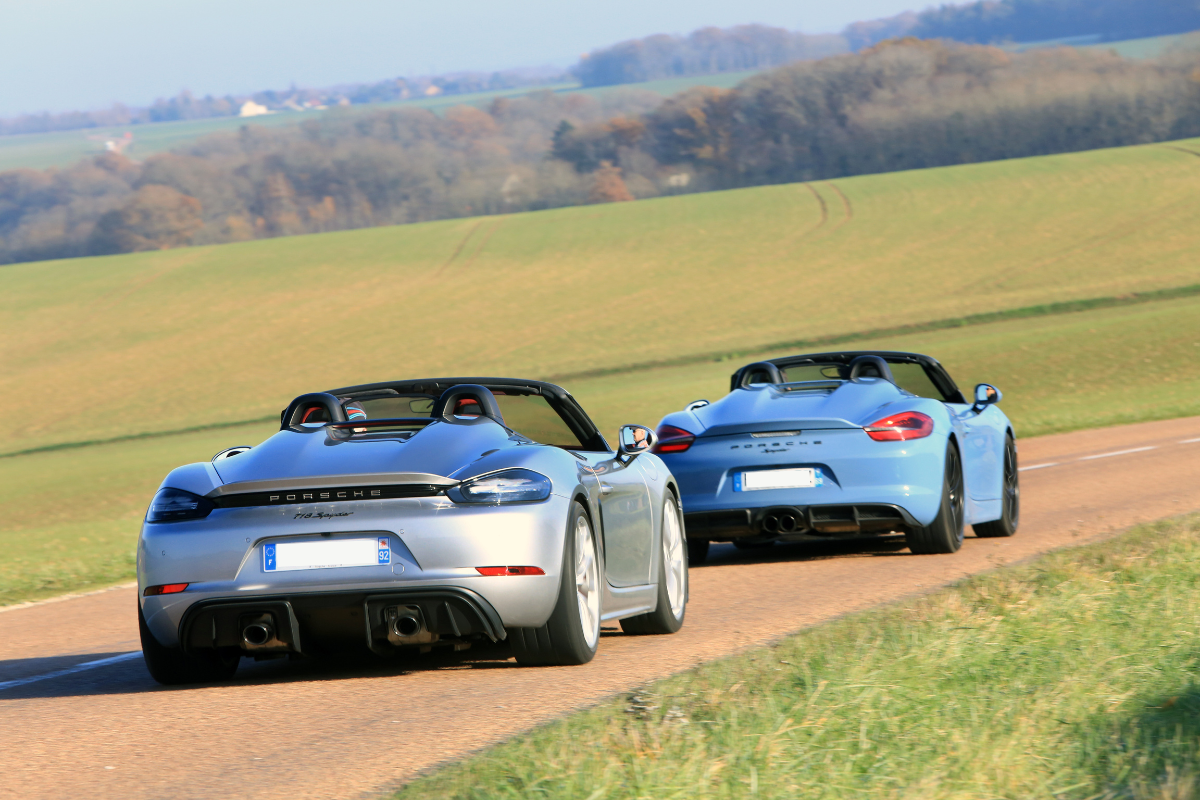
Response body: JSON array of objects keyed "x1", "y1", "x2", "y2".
[
  {"x1": 700, "y1": 419, "x2": 860, "y2": 438},
  {"x1": 206, "y1": 472, "x2": 459, "y2": 499}
]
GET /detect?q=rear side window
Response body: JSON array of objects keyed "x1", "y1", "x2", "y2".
[
  {"x1": 492, "y1": 393, "x2": 586, "y2": 448},
  {"x1": 888, "y1": 362, "x2": 950, "y2": 401},
  {"x1": 780, "y1": 363, "x2": 845, "y2": 382}
]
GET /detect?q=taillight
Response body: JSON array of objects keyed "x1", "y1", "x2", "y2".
[
  {"x1": 475, "y1": 566, "x2": 546, "y2": 576},
  {"x1": 144, "y1": 583, "x2": 189, "y2": 596},
  {"x1": 864, "y1": 411, "x2": 934, "y2": 441},
  {"x1": 652, "y1": 425, "x2": 696, "y2": 453}
]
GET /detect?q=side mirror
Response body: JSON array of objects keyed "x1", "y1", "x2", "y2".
[
  {"x1": 617, "y1": 424, "x2": 658, "y2": 458},
  {"x1": 973, "y1": 383, "x2": 1002, "y2": 409}
]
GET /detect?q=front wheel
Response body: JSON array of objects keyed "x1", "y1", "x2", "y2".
[
  {"x1": 622, "y1": 494, "x2": 688, "y2": 635},
  {"x1": 906, "y1": 442, "x2": 965, "y2": 555},
  {"x1": 974, "y1": 434, "x2": 1019, "y2": 538},
  {"x1": 509, "y1": 501, "x2": 601, "y2": 666},
  {"x1": 139, "y1": 602, "x2": 239, "y2": 685}
]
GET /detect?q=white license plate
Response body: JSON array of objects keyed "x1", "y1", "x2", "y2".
[
  {"x1": 263, "y1": 537, "x2": 390, "y2": 572},
  {"x1": 736, "y1": 468, "x2": 821, "y2": 491}
]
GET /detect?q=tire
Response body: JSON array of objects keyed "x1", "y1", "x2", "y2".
[
  {"x1": 621, "y1": 494, "x2": 688, "y2": 635},
  {"x1": 509, "y1": 501, "x2": 601, "y2": 666},
  {"x1": 139, "y1": 602, "x2": 239, "y2": 685},
  {"x1": 687, "y1": 538, "x2": 710, "y2": 565},
  {"x1": 906, "y1": 441, "x2": 965, "y2": 555},
  {"x1": 974, "y1": 434, "x2": 1020, "y2": 538}
]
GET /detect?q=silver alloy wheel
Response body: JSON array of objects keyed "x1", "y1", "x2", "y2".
[
  {"x1": 575, "y1": 514, "x2": 600, "y2": 649},
  {"x1": 662, "y1": 497, "x2": 686, "y2": 619}
]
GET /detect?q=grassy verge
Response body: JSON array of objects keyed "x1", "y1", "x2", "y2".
[
  {"x1": 0, "y1": 420, "x2": 276, "y2": 606},
  {"x1": 396, "y1": 514, "x2": 1200, "y2": 800}
]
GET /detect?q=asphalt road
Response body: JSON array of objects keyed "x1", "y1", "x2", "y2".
[{"x1": 3, "y1": 416, "x2": 1199, "y2": 800}]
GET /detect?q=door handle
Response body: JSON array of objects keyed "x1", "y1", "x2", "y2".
[{"x1": 599, "y1": 483, "x2": 614, "y2": 496}]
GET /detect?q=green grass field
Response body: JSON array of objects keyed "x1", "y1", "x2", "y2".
[
  {"x1": 1082, "y1": 29, "x2": 1200, "y2": 59},
  {"x1": 0, "y1": 72, "x2": 760, "y2": 172},
  {"x1": 2, "y1": 291, "x2": 1197, "y2": 607},
  {"x1": 396, "y1": 514, "x2": 1200, "y2": 799},
  {"x1": 3, "y1": 138, "x2": 1199, "y2": 458}
]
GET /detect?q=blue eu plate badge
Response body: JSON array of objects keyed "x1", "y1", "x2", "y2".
[{"x1": 263, "y1": 543, "x2": 278, "y2": 571}]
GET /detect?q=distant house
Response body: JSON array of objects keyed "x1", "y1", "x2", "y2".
[
  {"x1": 424, "y1": 85, "x2": 443, "y2": 97},
  {"x1": 239, "y1": 101, "x2": 271, "y2": 118}
]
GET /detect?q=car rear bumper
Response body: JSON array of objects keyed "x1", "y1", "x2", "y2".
[
  {"x1": 683, "y1": 503, "x2": 921, "y2": 541},
  {"x1": 663, "y1": 427, "x2": 947, "y2": 532},
  {"x1": 173, "y1": 586, "x2": 506, "y2": 657},
  {"x1": 138, "y1": 495, "x2": 571, "y2": 646}
]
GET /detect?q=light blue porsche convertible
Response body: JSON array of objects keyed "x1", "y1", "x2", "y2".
[{"x1": 652, "y1": 351, "x2": 1018, "y2": 563}]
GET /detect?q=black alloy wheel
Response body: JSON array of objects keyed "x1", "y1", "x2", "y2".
[{"x1": 974, "y1": 434, "x2": 1020, "y2": 538}]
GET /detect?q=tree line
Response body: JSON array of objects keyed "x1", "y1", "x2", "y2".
[
  {"x1": 0, "y1": 69, "x2": 567, "y2": 138},
  {"x1": 3, "y1": 40, "x2": 1200, "y2": 266},
  {"x1": 845, "y1": 0, "x2": 1200, "y2": 50},
  {"x1": 573, "y1": 25, "x2": 848, "y2": 87}
]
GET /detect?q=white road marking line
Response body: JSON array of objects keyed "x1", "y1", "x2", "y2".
[
  {"x1": 0, "y1": 651, "x2": 140, "y2": 692},
  {"x1": 1180, "y1": 437, "x2": 1200, "y2": 444},
  {"x1": 1078, "y1": 446, "x2": 1156, "y2": 461},
  {"x1": 0, "y1": 581, "x2": 137, "y2": 614},
  {"x1": 1018, "y1": 462, "x2": 1058, "y2": 472}
]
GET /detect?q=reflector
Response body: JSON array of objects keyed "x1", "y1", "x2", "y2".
[
  {"x1": 475, "y1": 566, "x2": 545, "y2": 576},
  {"x1": 144, "y1": 583, "x2": 189, "y2": 596}
]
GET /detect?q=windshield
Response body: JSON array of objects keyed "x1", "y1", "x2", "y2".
[
  {"x1": 344, "y1": 391, "x2": 588, "y2": 448},
  {"x1": 780, "y1": 359, "x2": 952, "y2": 401}
]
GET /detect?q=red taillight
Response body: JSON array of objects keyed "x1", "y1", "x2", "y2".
[
  {"x1": 144, "y1": 583, "x2": 189, "y2": 596},
  {"x1": 864, "y1": 411, "x2": 934, "y2": 441},
  {"x1": 476, "y1": 566, "x2": 546, "y2": 576},
  {"x1": 652, "y1": 425, "x2": 696, "y2": 454}
]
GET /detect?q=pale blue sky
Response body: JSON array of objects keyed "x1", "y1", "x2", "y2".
[{"x1": 0, "y1": 0, "x2": 930, "y2": 117}]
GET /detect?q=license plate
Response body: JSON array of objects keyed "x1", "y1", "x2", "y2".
[
  {"x1": 263, "y1": 537, "x2": 390, "y2": 572},
  {"x1": 735, "y1": 468, "x2": 822, "y2": 492}
]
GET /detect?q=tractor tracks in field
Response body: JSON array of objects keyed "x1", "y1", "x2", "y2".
[
  {"x1": 436, "y1": 217, "x2": 506, "y2": 277},
  {"x1": 825, "y1": 181, "x2": 854, "y2": 230},
  {"x1": 799, "y1": 181, "x2": 853, "y2": 239}
]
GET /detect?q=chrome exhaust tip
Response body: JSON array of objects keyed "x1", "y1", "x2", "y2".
[
  {"x1": 779, "y1": 514, "x2": 798, "y2": 533},
  {"x1": 390, "y1": 614, "x2": 422, "y2": 638},
  {"x1": 762, "y1": 514, "x2": 780, "y2": 533},
  {"x1": 242, "y1": 622, "x2": 274, "y2": 647}
]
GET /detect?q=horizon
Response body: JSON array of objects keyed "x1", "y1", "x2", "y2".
[{"x1": 0, "y1": 0, "x2": 928, "y2": 118}]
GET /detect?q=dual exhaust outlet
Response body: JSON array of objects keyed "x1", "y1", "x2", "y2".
[
  {"x1": 239, "y1": 612, "x2": 428, "y2": 646},
  {"x1": 761, "y1": 509, "x2": 801, "y2": 534}
]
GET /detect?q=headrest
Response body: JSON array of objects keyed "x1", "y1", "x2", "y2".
[
  {"x1": 431, "y1": 384, "x2": 505, "y2": 426},
  {"x1": 281, "y1": 393, "x2": 349, "y2": 429},
  {"x1": 848, "y1": 355, "x2": 895, "y2": 384},
  {"x1": 731, "y1": 361, "x2": 784, "y2": 391}
]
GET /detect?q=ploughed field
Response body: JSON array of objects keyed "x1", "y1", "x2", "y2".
[{"x1": 1, "y1": 138, "x2": 1199, "y2": 604}]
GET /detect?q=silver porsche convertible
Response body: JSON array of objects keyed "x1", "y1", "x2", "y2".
[{"x1": 138, "y1": 379, "x2": 687, "y2": 684}]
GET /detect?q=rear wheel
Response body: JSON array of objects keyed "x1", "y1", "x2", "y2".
[
  {"x1": 621, "y1": 494, "x2": 688, "y2": 635},
  {"x1": 906, "y1": 442, "x2": 965, "y2": 555},
  {"x1": 509, "y1": 501, "x2": 601, "y2": 666},
  {"x1": 974, "y1": 434, "x2": 1020, "y2": 538},
  {"x1": 687, "y1": 539, "x2": 710, "y2": 565},
  {"x1": 139, "y1": 602, "x2": 239, "y2": 685}
]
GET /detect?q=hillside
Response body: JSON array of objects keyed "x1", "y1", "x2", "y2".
[{"x1": 2, "y1": 138, "x2": 1199, "y2": 457}]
